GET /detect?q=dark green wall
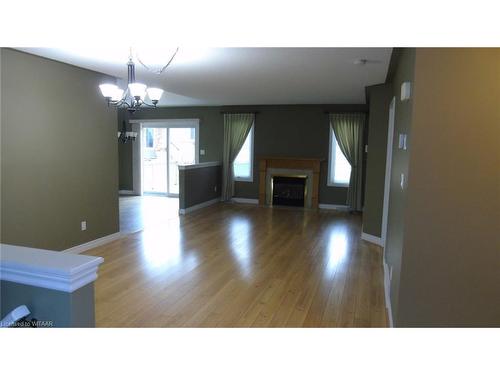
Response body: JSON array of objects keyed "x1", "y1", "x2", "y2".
[
  {"x1": 1, "y1": 49, "x2": 119, "y2": 250},
  {"x1": 362, "y1": 84, "x2": 393, "y2": 237},
  {"x1": 179, "y1": 165, "x2": 222, "y2": 209},
  {"x1": 119, "y1": 104, "x2": 367, "y2": 205}
]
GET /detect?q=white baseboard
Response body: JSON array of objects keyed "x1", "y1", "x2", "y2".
[
  {"x1": 119, "y1": 190, "x2": 136, "y2": 195},
  {"x1": 384, "y1": 261, "x2": 394, "y2": 327},
  {"x1": 231, "y1": 197, "x2": 259, "y2": 204},
  {"x1": 318, "y1": 203, "x2": 349, "y2": 210},
  {"x1": 63, "y1": 232, "x2": 122, "y2": 254},
  {"x1": 361, "y1": 232, "x2": 384, "y2": 247},
  {"x1": 179, "y1": 197, "x2": 220, "y2": 215}
]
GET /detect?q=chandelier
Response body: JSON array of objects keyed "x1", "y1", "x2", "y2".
[
  {"x1": 99, "y1": 48, "x2": 178, "y2": 113},
  {"x1": 117, "y1": 120, "x2": 137, "y2": 143}
]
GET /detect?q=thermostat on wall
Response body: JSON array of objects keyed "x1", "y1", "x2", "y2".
[{"x1": 401, "y1": 81, "x2": 411, "y2": 101}]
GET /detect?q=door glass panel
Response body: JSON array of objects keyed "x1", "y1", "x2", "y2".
[
  {"x1": 168, "y1": 128, "x2": 196, "y2": 195},
  {"x1": 142, "y1": 128, "x2": 167, "y2": 194}
]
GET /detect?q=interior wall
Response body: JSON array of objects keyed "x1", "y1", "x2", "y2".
[
  {"x1": 383, "y1": 48, "x2": 416, "y2": 324},
  {"x1": 119, "y1": 104, "x2": 367, "y2": 205},
  {"x1": 362, "y1": 83, "x2": 393, "y2": 237},
  {"x1": 0, "y1": 49, "x2": 119, "y2": 250},
  {"x1": 397, "y1": 48, "x2": 500, "y2": 326}
]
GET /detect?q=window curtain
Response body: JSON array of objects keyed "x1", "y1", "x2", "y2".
[
  {"x1": 329, "y1": 113, "x2": 366, "y2": 211},
  {"x1": 221, "y1": 113, "x2": 255, "y2": 201}
]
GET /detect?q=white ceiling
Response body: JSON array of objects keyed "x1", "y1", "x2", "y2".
[{"x1": 17, "y1": 47, "x2": 392, "y2": 106}]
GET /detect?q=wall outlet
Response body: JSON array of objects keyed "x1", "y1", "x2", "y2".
[
  {"x1": 200, "y1": 149, "x2": 206, "y2": 156},
  {"x1": 214, "y1": 185, "x2": 217, "y2": 192},
  {"x1": 81, "y1": 221, "x2": 87, "y2": 231}
]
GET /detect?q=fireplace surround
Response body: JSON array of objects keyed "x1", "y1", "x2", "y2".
[{"x1": 259, "y1": 157, "x2": 322, "y2": 209}]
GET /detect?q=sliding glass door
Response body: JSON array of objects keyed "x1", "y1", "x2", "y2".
[
  {"x1": 142, "y1": 127, "x2": 168, "y2": 194},
  {"x1": 168, "y1": 127, "x2": 196, "y2": 194},
  {"x1": 142, "y1": 121, "x2": 198, "y2": 197}
]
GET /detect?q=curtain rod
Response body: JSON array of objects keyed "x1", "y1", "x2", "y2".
[{"x1": 220, "y1": 111, "x2": 260, "y2": 114}]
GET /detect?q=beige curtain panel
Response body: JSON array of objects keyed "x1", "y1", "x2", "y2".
[
  {"x1": 329, "y1": 113, "x2": 366, "y2": 211},
  {"x1": 221, "y1": 113, "x2": 255, "y2": 201}
]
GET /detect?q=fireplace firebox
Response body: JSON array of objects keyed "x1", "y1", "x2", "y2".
[{"x1": 272, "y1": 176, "x2": 307, "y2": 207}]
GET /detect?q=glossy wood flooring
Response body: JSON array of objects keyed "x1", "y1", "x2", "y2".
[
  {"x1": 85, "y1": 203, "x2": 387, "y2": 327},
  {"x1": 119, "y1": 195, "x2": 179, "y2": 233}
]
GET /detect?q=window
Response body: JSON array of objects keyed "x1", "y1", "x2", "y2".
[
  {"x1": 146, "y1": 128, "x2": 154, "y2": 148},
  {"x1": 233, "y1": 125, "x2": 254, "y2": 181},
  {"x1": 328, "y1": 127, "x2": 351, "y2": 186}
]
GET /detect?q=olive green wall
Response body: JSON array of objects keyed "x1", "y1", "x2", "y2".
[
  {"x1": 0, "y1": 49, "x2": 119, "y2": 250},
  {"x1": 119, "y1": 104, "x2": 367, "y2": 205},
  {"x1": 0, "y1": 280, "x2": 96, "y2": 327},
  {"x1": 383, "y1": 48, "x2": 416, "y2": 324},
  {"x1": 397, "y1": 48, "x2": 500, "y2": 326},
  {"x1": 362, "y1": 84, "x2": 393, "y2": 237}
]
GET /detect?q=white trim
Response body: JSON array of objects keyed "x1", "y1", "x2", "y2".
[
  {"x1": 139, "y1": 119, "x2": 200, "y2": 196},
  {"x1": 233, "y1": 124, "x2": 254, "y2": 182},
  {"x1": 178, "y1": 161, "x2": 222, "y2": 170},
  {"x1": 131, "y1": 122, "x2": 142, "y2": 195},
  {"x1": 119, "y1": 190, "x2": 135, "y2": 195},
  {"x1": 361, "y1": 232, "x2": 384, "y2": 247},
  {"x1": 179, "y1": 198, "x2": 220, "y2": 215},
  {"x1": 381, "y1": 97, "x2": 396, "y2": 248},
  {"x1": 0, "y1": 244, "x2": 103, "y2": 293},
  {"x1": 231, "y1": 197, "x2": 259, "y2": 204},
  {"x1": 318, "y1": 203, "x2": 349, "y2": 210},
  {"x1": 383, "y1": 261, "x2": 394, "y2": 327},
  {"x1": 129, "y1": 118, "x2": 199, "y2": 125},
  {"x1": 62, "y1": 232, "x2": 122, "y2": 254}
]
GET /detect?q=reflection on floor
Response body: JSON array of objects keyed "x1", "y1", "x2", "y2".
[
  {"x1": 119, "y1": 195, "x2": 179, "y2": 233},
  {"x1": 87, "y1": 203, "x2": 387, "y2": 327}
]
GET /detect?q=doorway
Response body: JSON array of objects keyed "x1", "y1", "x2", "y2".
[{"x1": 139, "y1": 119, "x2": 199, "y2": 197}]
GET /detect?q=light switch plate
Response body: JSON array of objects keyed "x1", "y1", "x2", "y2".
[
  {"x1": 398, "y1": 134, "x2": 407, "y2": 150},
  {"x1": 401, "y1": 81, "x2": 411, "y2": 101},
  {"x1": 200, "y1": 149, "x2": 205, "y2": 155},
  {"x1": 400, "y1": 173, "x2": 405, "y2": 190}
]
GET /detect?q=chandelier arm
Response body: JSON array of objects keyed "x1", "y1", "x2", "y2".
[
  {"x1": 136, "y1": 57, "x2": 151, "y2": 72},
  {"x1": 136, "y1": 47, "x2": 179, "y2": 75},
  {"x1": 158, "y1": 47, "x2": 179, "y2": 74}
]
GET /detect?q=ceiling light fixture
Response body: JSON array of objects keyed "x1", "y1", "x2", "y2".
[
  {"x1": 117, "y1": 120, "x2": 137, "y2": 143},
  {"x1": 99, "y1": 48, "x2": 178, "y2": 113}
]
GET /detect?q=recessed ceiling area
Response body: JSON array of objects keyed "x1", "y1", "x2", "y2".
[{"x1": 17, "y1": 47, "x2": 392, "y2": 106}]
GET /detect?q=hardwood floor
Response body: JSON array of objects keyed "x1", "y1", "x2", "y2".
[
  {"x1": 85, "y1": 203, "x2": 387, "y2": 327},
  {"x1": 119, "y1": 195, "x2": 179, "y2": 233}
]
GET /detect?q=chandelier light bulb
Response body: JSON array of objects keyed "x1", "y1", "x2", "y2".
[
  {"x1": 128, "y1": 83, "x2": 147, "y2": 100},
  {"x1": 99, "y1": 83, "x2": 119, "y2": 98},
  {"x1": 111, "y1": 88, "x2": 124, "y2": 102},
  {"x1": 147, "y1": 88, "x2": 164, "y2": 103}
]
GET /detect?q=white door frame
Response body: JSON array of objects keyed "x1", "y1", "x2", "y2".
[
  {"x1": 381, "y1": 97, "x2": 396, "y2": 248},
  {"x1": 130, "y1": 119, "x2": 200, "y2": 197}
]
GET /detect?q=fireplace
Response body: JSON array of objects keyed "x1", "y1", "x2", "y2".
[
  {"x1": 272, "y1": 176, "x2": 307, "y2": 207},
  {"x1": 259, "y1": 157, "x2": 322, "y2": 209}
]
